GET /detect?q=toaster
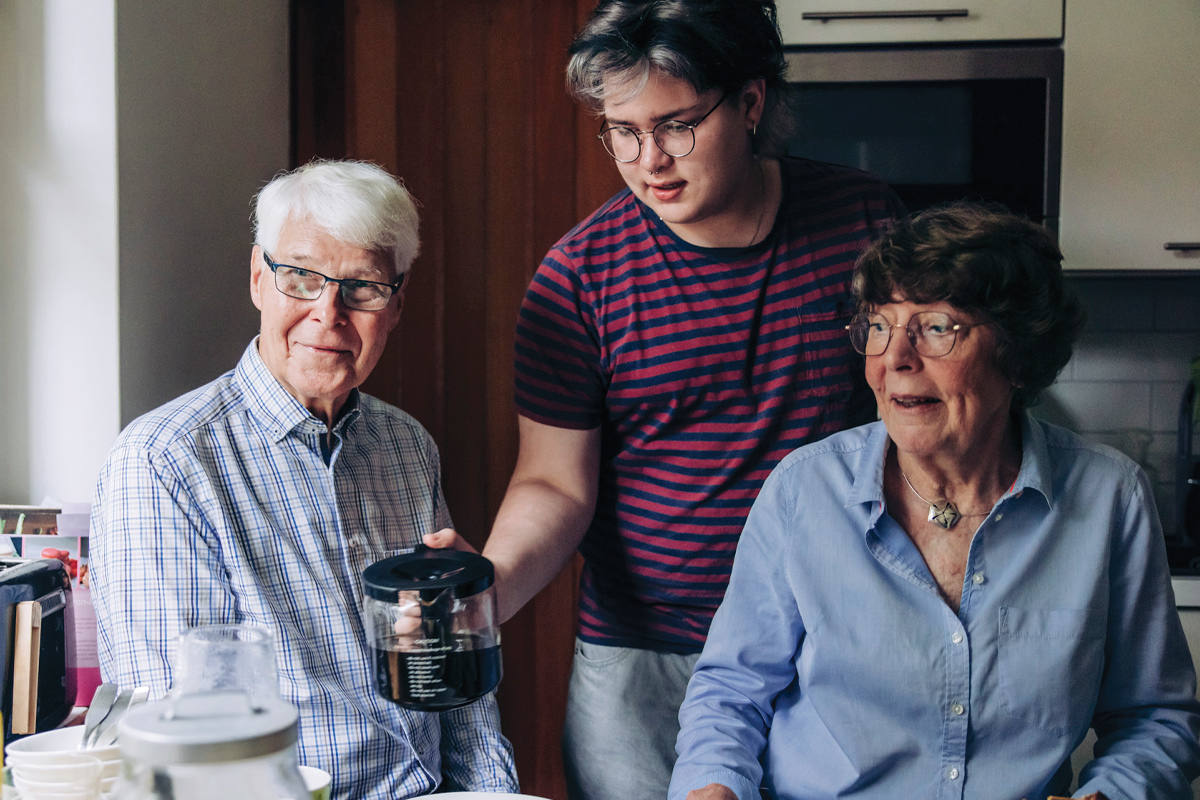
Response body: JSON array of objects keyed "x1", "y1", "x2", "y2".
[{"x1": 0, "y1": 557, "x2": 76, "y2": 741}]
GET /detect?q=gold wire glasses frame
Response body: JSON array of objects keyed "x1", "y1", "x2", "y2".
[
  {"x1": 262, "y1": 252, "x2": 403, "y2": 312},
  {"x1": 597, "y1": 90, "x2": 730, "y2": 163},
  {"x1": 846, "y1": 311, "x2": 977, "y2": 358}
]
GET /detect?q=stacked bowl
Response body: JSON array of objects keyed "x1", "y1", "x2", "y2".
[{"x1": 5, "y1": 727, "x2": 121, "y2": 798}]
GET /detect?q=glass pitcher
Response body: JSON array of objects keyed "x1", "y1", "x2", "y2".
[
  {"x1": 362, "y1": 547, "x2": 502, "y2": 711},
  {"x1": 112, "y1": 692, "x2": 310, "y2": 800}
]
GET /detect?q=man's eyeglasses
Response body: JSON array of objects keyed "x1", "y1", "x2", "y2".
[
  {"x1": 846, "y1": 311, "x2": 978, "y2": 358},
  {"x1": 598, "y1": 91, "x2": 729, "y2": 163},
  {"x1": 262, "y1": 252, "x2": 403, "y2": 312}
]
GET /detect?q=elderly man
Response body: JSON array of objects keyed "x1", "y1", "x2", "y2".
[{"x1": 90, "y1": 160, "x2": 518, "y2": 799}]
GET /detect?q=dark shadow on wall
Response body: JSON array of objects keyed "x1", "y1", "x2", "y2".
[{"x1": 115, "y1": 1, "x2": 288, "y2": 426}]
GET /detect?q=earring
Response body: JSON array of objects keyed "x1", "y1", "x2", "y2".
[{"x1": 752, "y1": 123, "x2": 758, "y2": 137}]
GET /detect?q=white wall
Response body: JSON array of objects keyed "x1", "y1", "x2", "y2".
[
  {"x1": 0, "y1": 0, "x2": 120, "y2": 505},
  {"x1": 0, "y1": 1, "x2": 289, "y2": 507}
]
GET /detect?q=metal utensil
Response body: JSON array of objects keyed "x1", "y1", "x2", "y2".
[
  {"x1": 88, "y1": 686, "x2": 134, "y2": 748},
  {"x1": 130, "y1": 685, "x2": 150, "y2": 706},
  {"x1": 79, "y1": 682, "x2": 119, "y2": 749}
]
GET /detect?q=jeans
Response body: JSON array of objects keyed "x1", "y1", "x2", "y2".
[{"x1": 562, "y1": 638, "x2": 701, "y2": 800}]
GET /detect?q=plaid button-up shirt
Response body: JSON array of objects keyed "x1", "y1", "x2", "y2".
[{"x1": 91, "y1": 339, "x2": 517, "y2": 799}]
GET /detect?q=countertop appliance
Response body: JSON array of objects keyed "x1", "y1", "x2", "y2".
[
  {"x1": 784, "y1": 45, "x2": 1063, "y2": 230},
  {"x1": 780, "y1": 0, "x2": 1064, "y2": 230},
  {"x1": 0, "y1": 557, "x2": 76, "y2": 741}
]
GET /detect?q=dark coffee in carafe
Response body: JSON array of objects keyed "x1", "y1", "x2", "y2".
[{"x1": 362, "y1": 548, "x2": 502, "y2": 711}]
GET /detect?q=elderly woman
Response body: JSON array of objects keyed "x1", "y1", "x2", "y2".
[{"x1": 668, "y1": 203, "x2": 1200, "y2": 800}]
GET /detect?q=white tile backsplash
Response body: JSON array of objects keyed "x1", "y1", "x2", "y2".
[
  {"x1": 1069, "y1": 278, "x2": 1158, "y2": 331},
  {"x1": 1039, "y1": 381, "x2": 1152, "y2": 430},
  {"x1": 1038, "y1": 275, "x2": 1200, "y2": 535},
  {"x1": 1153, "y1": 381, "x2": 1193, "y2": 434},
  {"x1": 1070, "y1": 332, "x2": 1200, "y2": 382}
]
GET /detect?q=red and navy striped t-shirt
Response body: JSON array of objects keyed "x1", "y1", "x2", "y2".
[{"x1": 514, "y1": 157, "x2": 902, "y2": 652}]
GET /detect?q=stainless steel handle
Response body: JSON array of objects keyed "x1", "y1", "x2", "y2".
[
  {"x1": 802, "y1": 9, "x2": 970, "y2": 22},
  {"x1": 1165, "y1": 242, "x2": 1200, "y2": 252}
]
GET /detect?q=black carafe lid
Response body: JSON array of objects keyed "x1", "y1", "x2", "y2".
[{"x1": 363, "y1": 547, "x2": 495, "y2": 601}]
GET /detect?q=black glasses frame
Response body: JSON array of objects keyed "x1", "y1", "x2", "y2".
[
  {"x1": 597, "y1": 90, "x2": 730, "y2": 163},
  {"x1": 262, "y1": 251, "x2": 404, "y2": 312}
]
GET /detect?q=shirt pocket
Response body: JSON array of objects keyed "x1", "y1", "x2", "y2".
[{"x1": 996, "y1": 606, "x2": 1106, "y2": 737}]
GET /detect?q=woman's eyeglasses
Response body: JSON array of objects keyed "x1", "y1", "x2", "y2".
[{"x1": 846, "y1": 311, "x2": 978, "y2": 357}]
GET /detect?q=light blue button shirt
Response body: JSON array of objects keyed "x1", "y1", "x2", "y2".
[
  {"x1": 91, "y1": 340, "x2": 517, "y2": 800},
  {"x1": 670, "y1": 415, "x2": 1200, "y2": 800}
]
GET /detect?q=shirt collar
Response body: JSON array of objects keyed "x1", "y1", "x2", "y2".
[
  {"x1": 235, "y1": 337, "x2": 362, "y2": 442},
  {"x1": 847, "y1": 410, "x2": 1054, "y2": 514},
  {"x1": 1010, "y1": 409, "x2": 1054, "y2": 508},
  {"x1": 847, "y1": 421, "x2": 891, "y2": 511}
]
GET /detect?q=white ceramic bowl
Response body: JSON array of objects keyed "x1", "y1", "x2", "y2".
[
  {"x1": 11, "y1": 772, "x2": 100, "y2": 798},
  {"x1": 5, "y1": 727, "x2": 121, "y2": 765},
  {"x1": 10, "y1": 755, "x2": 102, "y2": 784}
]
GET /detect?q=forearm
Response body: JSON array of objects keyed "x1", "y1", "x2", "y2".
[
  {"x1": 480, "y1": 417, "x2": 599, "y2": 622},
  {"x1": 483, "y1": 476, "x2": 594, "y2": 622}
]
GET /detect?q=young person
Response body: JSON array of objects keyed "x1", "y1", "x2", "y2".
[{"x1": 430, "y1": 3, "x2": 901, "y2": 798}]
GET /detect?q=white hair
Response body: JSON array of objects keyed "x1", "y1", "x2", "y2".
[{"x1": 253, "y1": 159, "x2": 420, "y2": 277}]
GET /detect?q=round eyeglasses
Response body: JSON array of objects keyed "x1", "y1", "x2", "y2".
[
  {"x1": 846, "y1": 311, "x2": 979, "y2": 358},
  {"x1": 598, "y1": 91, "x2": 729, "y2": 163},
  {"x1": 262, "y1": 252, "x2": 403, "y2": 312}
]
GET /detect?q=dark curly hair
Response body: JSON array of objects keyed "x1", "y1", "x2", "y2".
[
  {"x1": 565, "y1": 0, "x2": 795, "y2": 156},
  {"x1": 852, "y1": 202, "x2": 1086, "y2": 411}
]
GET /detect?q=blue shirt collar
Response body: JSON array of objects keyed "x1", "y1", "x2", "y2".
[
  {"x1": 235, "y1": 337, "x2": 362, "y2": 443},
  {"x1": 1011, "y1": 409, "x2": 1054, "y2": 508},
  {"x1": 847, "y1": 409, "x2": 1055, "y2": 516}
]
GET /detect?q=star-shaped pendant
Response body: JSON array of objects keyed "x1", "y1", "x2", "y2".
[{"x1": 928, "y1": 502, "x2": 961, "y2": 529}]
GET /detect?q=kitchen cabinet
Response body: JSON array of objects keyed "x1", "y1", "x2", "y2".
[
  {"x1": 1059, "y1": 0, "x2": 1200, "y2": 272},
  {"x1": 776, "y1": 0, "x2": 1062, "y2": 45}
]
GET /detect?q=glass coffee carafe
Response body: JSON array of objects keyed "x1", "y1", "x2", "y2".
[{"x1": 362, "y1": 547, "x2": 502, "y2": 711}]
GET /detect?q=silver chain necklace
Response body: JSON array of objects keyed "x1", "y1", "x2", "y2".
[{"x1": 900, "y1": 471, "x2": 991, "y2": 530}]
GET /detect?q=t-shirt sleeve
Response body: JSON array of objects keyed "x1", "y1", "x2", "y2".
[{"x1": 513, "y1": 247, "x2": 606, "y2": 430}]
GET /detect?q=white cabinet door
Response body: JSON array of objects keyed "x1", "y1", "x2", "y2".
[
  {"x1": 1059, "y1": 0, "x2": 1200, "y2": 272},
  {"x1": 777, "y1": 0, "x2": 1062, "y2": 45}
]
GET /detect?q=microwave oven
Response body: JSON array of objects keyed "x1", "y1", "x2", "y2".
[{"x1": 784, "y1": 45, "x2": 1063, "y2": 232}]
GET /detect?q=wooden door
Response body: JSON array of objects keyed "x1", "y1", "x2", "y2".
[{"x1": 292, "y1": 1, "x2": 624, "y2": 796}]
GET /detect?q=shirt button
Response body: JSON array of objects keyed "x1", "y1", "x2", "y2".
[
  {"x1": 951, "y1": 631, "x2": 964, "y2": 644},
  {"x1": 951, "y1": 702, "x2": 965, "y2": 715},
  {"x1": 972, "y1": 572, "x2": 985, "y2": 585},
  {"x1": 948, "y1": 767, "x2": 960, "y2": 781}
]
